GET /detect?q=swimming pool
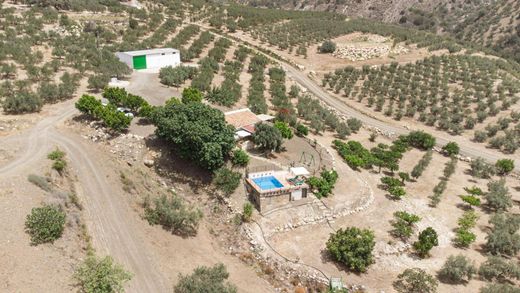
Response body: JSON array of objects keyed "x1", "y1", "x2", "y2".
[{"x1": 252, "y1": 176, "x2": 284, "y2": 190}]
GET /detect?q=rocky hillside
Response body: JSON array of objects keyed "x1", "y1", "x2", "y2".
[
  {"x1": 234, "y1": 0, "x2": 441, "y2": 23},
  {"x1": 235, "y1": 0, "x2": 520, "y2": 62}
]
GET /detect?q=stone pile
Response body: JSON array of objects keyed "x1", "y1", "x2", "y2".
[{"x1": 332, "y1": 44, "x2": 409, "y2": 61}]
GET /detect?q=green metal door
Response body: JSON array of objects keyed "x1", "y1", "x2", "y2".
[{"x1": 132, "y1": 55, "x2": 147, "y2": 69}]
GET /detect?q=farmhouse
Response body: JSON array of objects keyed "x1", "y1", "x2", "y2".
[
  {"x1": 224, "y1": 108, "x2": 274, "y2": 139},
  {"x1": 246, "y1": 167, "x2": 310, "y2": 212},
  {"x1": 116, "y1": 48, "x2": 181, "y2": 70}
]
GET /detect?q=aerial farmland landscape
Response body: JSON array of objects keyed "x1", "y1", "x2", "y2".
[{"x1": 0, "y1": 0, "x2": 519, "y2": 292}]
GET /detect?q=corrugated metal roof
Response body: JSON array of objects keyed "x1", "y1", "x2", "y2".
[{"x1": 119, "y1": 48, "x2": 179, "y2": 56}]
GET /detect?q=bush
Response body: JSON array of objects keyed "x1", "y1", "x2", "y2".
[
  {"x1": 326, "y1": 227, "x2": 375, "y2": 272},
  {"x1": 144, "y1": 194, "x2": 203, "y2": 236},
  {"x1": 391, "y1": 211, "x2": 421, "y2": 239},
  {"x1": 486, "y1": 213, "x2": 520, "y2": 256},
  {"x1": 52, "y1": 159, "x2": 67, "y2": 173},
  {"x1": 478, "y1": 256, "x2": 520, "y2": 282},
  {"x1": 48, "y1": 149, "x2": 66, "y2": 160},
  {"x1": 27, "y1": 174, "x2": 52, "y2": 192},
  {"x1": 274, "y1": 121, "x2": 293, "y2": 139},
  {"x1": 393, "y1": 268, "x2": 438, "y2": 293},
  {"x1": 319, "y1": 40, "x2": 337, "y2": 53},
  {"x1": 74, "y1": 254, "x2": 132, "y2": 293},
  {"x1": 485, "y1": 179, "x2": 512, "y2": 212},
  {"x1": 438, "y1": 255, "x2": 476, "y2": 283},
  {"x1": 470, "y1": 157, "x2": 496, "y2": 179},
  {"x1": 413, "y1": 227, "x2": 438, "y2": 257},
  {"x1": 25, "y1": 204, "x2": 66, "y2": 245},
  {"x1": 181, "y1": 87, "x2": 203, "y2": 104},
  {"x1": 174, "y1": 264, "x2": 236, "y2": 293},
  {"x1": 231, "y1": 149, "x2": 250, "y2": 167},
  {"x1": 442, "y1": 142, "x2": 460, "y2": 156},
  {"x1": 213, "y1": 167, "x2": 242, "y2": 196},
  {"x1": 296, "y1": 124, "x2": 309, "y2": 136},
  {"x1": 405, "y1": 131, "x2": 436, "y2": 150},
  {"x1": 3, "y1": 91, "x2": 43, "y2": 114},
  {"x1": 159, "y1": 65, "x2": 197, "y2": 88},
  {"x1": 454, "y1": 229, "x2": 476, "y2": 248},
  {"x1": 495, "y1": 159, "x2": 515, "y2": 175},
  {"x1": 242, "y1": 202, "x2": 253, "y2": 222},
  {"x1": 480, "y1": 283, "x2": 520, "y2": 293}
]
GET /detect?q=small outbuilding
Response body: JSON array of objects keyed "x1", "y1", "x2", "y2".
[
  {"x1": 116, "y1": 48, "x2": 181, "y2": 70},
  {"x1": 224, "y1": 108, "x2": 274, "y2": 139}
]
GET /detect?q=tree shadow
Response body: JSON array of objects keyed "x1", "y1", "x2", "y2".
[
  {"x1": 319, "y1": 249, "x2": 364, "y2": 276},
  {"x1": 144, "y1": 135, "x2": 212, "y2": 194}
]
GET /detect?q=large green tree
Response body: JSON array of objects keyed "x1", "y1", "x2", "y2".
[
  {"x1": 326, "y1": 227, "x2": 375, "y2": 272},
  {"x1": 152, "y1": 103, "x2": 235, "y2": 171},
  {"x1": 253, "y1": 122, "x2": 283, "y2": 153}
]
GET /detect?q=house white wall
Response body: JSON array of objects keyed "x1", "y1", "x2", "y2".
[
  {"x1": 146, "y1": 52, "x2": 181, "y2": 69},
  {"x1": 116, "y1": 52, "x2": 134, "y2": 68}
]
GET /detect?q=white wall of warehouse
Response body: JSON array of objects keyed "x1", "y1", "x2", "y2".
[
  {"x1": 146, "y1": 52, "x2": 181, "y2": 69},
  {"x1": 116, "y1": 52, "x2": 134, "y2": 68}
]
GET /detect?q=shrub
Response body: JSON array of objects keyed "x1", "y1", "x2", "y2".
[
  {"x1": 27, "y1": 174, "x2": 52, "y2": 192},
  {"x1": 485, "y1": 179, "x2": 512, "y2": 212},
  {"x1": 52, "y1": 159, "x2": 67, "y2": 173},
  {"x1": 144, "y1": 194, "x2": 203, "y2": 236},
  {"x1": 391, "y1": 211, "x2": 421, "y2": 239},
  {"x1": 438, "y1": 255, "x2": 476, "y2": 283},
  {"x1": 174, "y1": 264, "x2": 236, "y2": 293},
  {"x1": 308, "y1": 169, "x2": 338, "y2": 198},
  {"x1": 296, "y1": 124, "x2": 309, "y2": 136},
  {"x1": 458, "y1": 210, "x2": 479, "y2": 230},
  {"x1": 242, "y1": 202, "x2": 253, "y2": 222},
  {"x1": 470, "y1": 157, "x2": 496, "y2": 179},
  {"x1": 274, "y1": 121, "x2": 293, "y2": 139},
  {"x1": 486, "y1": 213, "x2": 520, "y2": 256},
  {"x1": 48, "y1": 149, "x2": 66, "y2": 160},
  {"x1": 413, "y1": 227, "x2": 438, "y2": 257},
  {"x1": 393, "y1": 268, "x2": 438, "y2": 293},
  {"x1": 3, "y1": 91, "x2": 43, "y2": 114},
  {"x1": 460, "y1": 195, "x2": 481, "y2": 208},
  {"x1": 74, "y1": 254, "x2": 132, "y2": 293},
  {"x1": 25, "y1": 204, "x2": 66, "y2": 245},
  {"x1": 480, "y1": 283, "x2": 520, "y2": 293},
  {"x1": 405, "y1": 131, "x2": 436, "y2": 150},
  {"x1": 326, "y1": 227, "x2": 375, "y2": 272},
  {"x1": 495, "y1": 159, "x2": 514, "y2": 175},
  {"x1": 181, "y1": 87, "x2": 203, "y2": 104},
  {"x1": 454, "y1": 229, "x2": 477, "y2": 248},
  {"x1": 231, "y1": 149, "x2": 250, "y2": 167},
  {"x1": 319, "y1": 40, "x2": 337, "y2": 53},
  {"x1": 478, "y1": 256, "x2": 520, "y2": 282},
  {"x1": 213, "y1": 168, "x2": 242, "y2": 196},
  {"x1": 442, "y1": 142, "x2": 460, "y2": 156},
  {"x1": 346, "y1": 118, "x2": 362, "y2": 133}
]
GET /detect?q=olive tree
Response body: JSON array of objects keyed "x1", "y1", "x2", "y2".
[
  {"x1": 438, "y1": 255, "x2": 476, "y2": 284},
  {"x1": 393, "y1": 268, "x2": 438, "y2": 293}
]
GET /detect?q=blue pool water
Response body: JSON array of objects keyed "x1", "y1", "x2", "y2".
[{"x1": 253, "y1": 176, "x2": 284, "y2": 190}]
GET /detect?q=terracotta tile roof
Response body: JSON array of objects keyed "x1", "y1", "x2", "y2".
[
  {"x1": 241, "y1": 124, "x2": 256, "y2": 134},
  {"x1": 224, "y1": 108, "x2": 261, "y2": 129}
]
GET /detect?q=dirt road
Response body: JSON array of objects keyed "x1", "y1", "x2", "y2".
[{"x1": 0, "y1": 101, "x2": 169, "y2": 293}]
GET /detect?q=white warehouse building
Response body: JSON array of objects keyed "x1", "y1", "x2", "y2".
[{"x1": 116, "y1": 48, "x2": 181, "y2": 70}]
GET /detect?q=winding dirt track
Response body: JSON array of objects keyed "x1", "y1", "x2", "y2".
[{"x1": 0, "y1": 101, "x2": 169, "y2": 293}]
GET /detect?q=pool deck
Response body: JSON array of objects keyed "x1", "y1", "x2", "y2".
[{"x1": 246, "y1": 170, "x2": 308, "y2": 196}]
